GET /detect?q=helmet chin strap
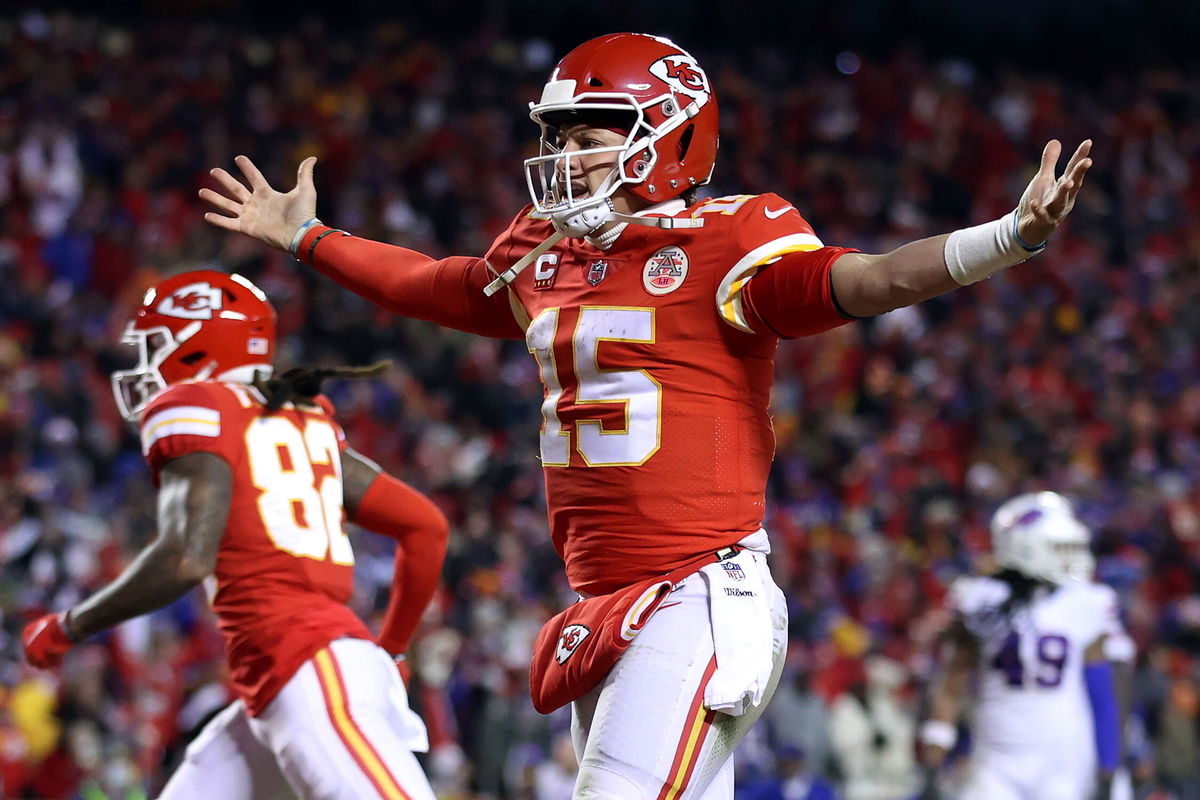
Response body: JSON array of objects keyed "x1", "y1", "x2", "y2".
[{"x1": 483, "y1": 197, "x2": 704, "y2": 297}]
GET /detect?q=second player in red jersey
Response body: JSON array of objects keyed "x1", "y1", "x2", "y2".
[{"x1": 24, "y1": 270, "x2": 449, "y2": 800}]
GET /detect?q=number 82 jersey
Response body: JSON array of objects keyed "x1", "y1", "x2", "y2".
[{"x1": 139, "y1": 380, "x2": 372, "y2": 715}]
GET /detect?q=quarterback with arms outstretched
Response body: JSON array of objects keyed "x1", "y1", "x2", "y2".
[
  {"x1": 201, "y1": 33, "x2": 1093, "y2": 800},
  {"x1": 919, "y1": 492, "x2": 1133, "y2": 800},
  {"x1": 23, "y1": 270, "x2": 449, "y2": 800}
]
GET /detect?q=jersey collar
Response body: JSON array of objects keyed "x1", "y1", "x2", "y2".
[{"x1": 585, "y1": 198, "x2": 689, "y2": 251}]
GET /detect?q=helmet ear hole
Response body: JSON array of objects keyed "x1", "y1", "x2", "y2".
[
  {"x1": 180, "y1": 351, "x2": 207, "y2": 365},
  {"x1": 677, "y1": 124, "x2": 694, "y2": 162},
  {"x1": 587, "y1": 77, "x2": 604, "y2": 87}
]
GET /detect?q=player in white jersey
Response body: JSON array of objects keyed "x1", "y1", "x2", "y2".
[{"x1": 919, "y1": 492, "x2": 1133, "y2": 800}]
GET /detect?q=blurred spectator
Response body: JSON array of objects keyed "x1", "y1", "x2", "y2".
[
  {"x1": 532, "y1": 733, "x2": 577, "y2": 800},
  {"x1": 828, "y1": 658, "x2": 917, "y2": 800},
  {"x1": 765, "y1": 668, "x2": 834, "y2": 779},
  {"x1": 1156, "y1": 677, "x2": 1200, "y2": 799},
  {"x1": 738, "y1": 745, "x2": 839, "y2": 800}
]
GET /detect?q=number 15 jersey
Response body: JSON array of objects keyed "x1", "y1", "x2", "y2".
[
  {"x1": 140, "y1": 380, "x2": 372, "y2": 715},
  {"x1": 488, "y1": 194, "x2": 856, "y2": 595},
  {"x1": 299, "y1": 191, "x2": 856, "y2": 596}
]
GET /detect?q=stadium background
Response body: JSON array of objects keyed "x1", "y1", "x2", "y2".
[{"x1": 2, "y1": 1, "x2": 1200, "y2": 798}]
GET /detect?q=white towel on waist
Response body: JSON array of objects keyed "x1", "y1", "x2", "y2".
[{"x1": 700, "y1": 544, "x2": 775, "y2": 716}]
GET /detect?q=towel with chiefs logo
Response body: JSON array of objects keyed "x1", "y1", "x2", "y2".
[{"x1": 529, "y1": 550, "x2": 732, "y2": 713}]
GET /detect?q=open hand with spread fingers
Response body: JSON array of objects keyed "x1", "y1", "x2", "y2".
[
  {"x1": 1015, "y1": 139, "x2": 1093, "y2": 247},
  {"x1": 199, "y1": 155, "x2": 319, "y2": 253}
]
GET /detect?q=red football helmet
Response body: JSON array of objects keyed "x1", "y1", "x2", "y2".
[
  {"x1": 111, "y1": 270, "x2": 276, "y2": 420},
  {"x1": 524, "y1": 33, "x2": 719, "y2": 215}
]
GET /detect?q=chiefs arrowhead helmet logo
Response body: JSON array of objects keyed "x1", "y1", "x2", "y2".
[
  {"x1": 649, "y1": 55, "x2": 711, "y2": 100},
  {"x1": 156, "y1": 282, "x2": 224, "y2": 320}
]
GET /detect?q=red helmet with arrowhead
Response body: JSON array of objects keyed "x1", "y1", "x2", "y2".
[
  {"x1": 524, "y1": 33, "x2": 719, "y2": 212},
  {"x1": 111, "y1": 270, "x2": 276, "y2": 420}
]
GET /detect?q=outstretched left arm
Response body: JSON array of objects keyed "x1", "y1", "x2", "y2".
[
  {"x1": 831, "y1": 139, "x2": 1093, "y2": 317},
  {"x1": 343, "y1": 448, "x2": 450, "y2": 658}
]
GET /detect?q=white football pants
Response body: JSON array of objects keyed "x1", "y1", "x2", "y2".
[
  {"x1": 963, "y1": 744, "x2": 1096, "y2": 800},
  {"x1": 158, "y1": 637, "x2": 434, "y2": 800},
  {"x1": 570, "y1": 548, "x2": 788, "y2": 800}
]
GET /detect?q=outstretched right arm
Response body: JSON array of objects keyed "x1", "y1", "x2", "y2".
[
  {"x1": 23, "y1": 452, "x2": 230, "y2": 669},
  {"x1": 200, "y1": 156, "x2": 524, "y2": 339}
]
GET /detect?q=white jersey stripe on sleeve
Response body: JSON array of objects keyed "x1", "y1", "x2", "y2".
[
  {"x1": 715, "y1": 233, "x2": 824, "y2": 333},
  {"x1": 141, "y1": 405, "x2": 221, "y2": 454}
]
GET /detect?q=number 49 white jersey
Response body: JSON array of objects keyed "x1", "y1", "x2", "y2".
[{"x1": 949, "y1": 575, "x2": 1130, "y2": 753}]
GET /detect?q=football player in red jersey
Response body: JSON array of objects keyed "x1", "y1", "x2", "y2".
[
  {"x1": 199, "y1": 33, "x2": 1093, "y2": 800},
  {"x1": 22, "y1": 270, "x2": 448, "y2": 800}
]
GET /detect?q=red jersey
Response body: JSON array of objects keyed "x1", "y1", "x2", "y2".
[
  {"x1": 303, "y1": 192, "x2": 855, "y2": 596},
  {"x1": 484, "y1": 193, "x2": 854, "y2": 594},
  {"x1": 139, "y1": 381, "x2": 372, "y2": 715}
]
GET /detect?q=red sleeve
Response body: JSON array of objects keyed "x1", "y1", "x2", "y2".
[
  {"x1": 708, "y1": 193, "x2": 858, "y2": 338},
  {"x1": 351, "y1": 473, "x2": 450, "y2": 655},
  {"x1": 742, "y1": 246, "x2": 859, "y2": 338},
  {"x1": 298, "y1": 225, "x2": 525, "y2": 340},
  {"x1": 139, "y1": 383, "x2": 240, "y2": 486}
]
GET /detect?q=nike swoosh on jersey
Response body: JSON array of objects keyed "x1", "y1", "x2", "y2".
[{"x1": 763, "y1": 206, "x2": 792, "y2": 219}]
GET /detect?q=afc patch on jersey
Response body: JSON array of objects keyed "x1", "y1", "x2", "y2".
[
  {"x1": 643, "y1": 246, "x2": 689, "y2": 295},
  {"x1": 556, "y1": 623, "x2": 591, "y2": 664}
]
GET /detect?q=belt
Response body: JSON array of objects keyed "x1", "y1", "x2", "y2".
[{"x1": 714, "y1": 544, "x2": 744, "y2": 562}]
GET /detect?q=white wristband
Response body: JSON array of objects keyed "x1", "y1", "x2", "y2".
[
  {"x1": 919, "y1": 720, "x2": 958, "y2": 750},
  {"x1": 943, "y1": 209, "x2": 1045, "y2": 285},
  {"x1": 289, "y1": 218, "x2": 323, "y2": 258}
]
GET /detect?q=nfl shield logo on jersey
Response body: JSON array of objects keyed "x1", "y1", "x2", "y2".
[
  {"x1": 556, "y1": 623, "x2": 591, "y2": 664},
  {"x1": 586, "y1": 260, "x2": 608, "y2": 286},
  {"x1": 721, "y1": 561, "x2": 745, "y2": 581},
  {"x1": 643, "y1": 246, "x2": 689, "y2": 295}
]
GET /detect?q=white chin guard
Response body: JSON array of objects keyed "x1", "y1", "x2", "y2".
[{"x1": 549, "y1": 197, "x2": 615, "y2": 238}]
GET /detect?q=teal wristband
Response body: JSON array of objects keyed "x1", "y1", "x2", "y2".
[
  {"x1": 1011, "y1": 210, "x2": 1047, "y2": 252},
  {"x1": 289, "y1": 218, "x2": 323, "y2": 259}
]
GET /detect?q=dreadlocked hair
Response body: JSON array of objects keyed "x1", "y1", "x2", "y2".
[
  {"x1": 254, "y1": 361, "x2": 391, "y2": 411},
  {"x1": 994, "y1": 568, "x2": 1045, "y2": 617}
]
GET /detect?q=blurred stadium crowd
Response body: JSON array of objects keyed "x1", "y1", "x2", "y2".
[{"x1": 1, "y1": 6, "x2": 1200, "y2": 800}]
